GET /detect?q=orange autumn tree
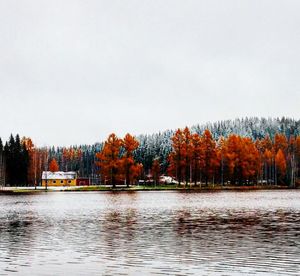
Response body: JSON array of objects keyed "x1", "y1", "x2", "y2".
[
  {"x1": 241, "y1": 137, "x2": 260, "y2": 182},
  {"x1": 218, "y1": 136, "x2": 226, "y2": 186},
  {"x1": 96, "y1": 133, "x2": 122, "y2": 188},
  {"x1": 168, "y1": 129, "x2": 185, "y2": 185},
  {"x1": 130, "y1": 163, "x2": 143, "y2": 185},
  {"x1": 274, "y1": 133, "x2": 288, "y2": 155},
  {"x1": 168, "y1": 127, "x2": 193, "y2": 185},
  {"x1": 263, "y1": 149, "x2": 273, "y2": 184},
  {"x1": 63, "y1": 148, "x2": 72, "y2": 171},
  {"x1": 260, "y1": 135, "x2": 274, "y2": 185},
  {"x1": 169, "y1": 128, "x2": 220, "y2": 186},
  {"x1": 222, "y1": 134, "x2": 239, "y2": 182},
  {"x1": 275, "y1": 149, "x2": 286, "y2": 184},
  {"x1": 296, "y1": 136, "x2": 300, "y2": 161},
  {"x1": 49, "y1": 158, "x2": 59, "y2": 172},
  {"x1": 296, "y1": 136, "x2": 300, "y2": 179},
  {"x1": 22, "y1": 137, "x2": 49, "y2": 186},
  {"x1": 222, "y1": 135, "x2": 260, "y2": 185},
  {"x1": 201, "y1": 129, "x2": 219, "y2": 185},
  {"x1": 121, "y1": 133, "x2": 140, "y2": 187},
  {"x1": 62, "y1": 148, "x2": 82, "y2": 171},
  {"x1": 182, "y1": 127, "x2": 193, "y2": 185},
  {"x1": 22, "y1": 137, "x2": 35, "y2": 185},
  {"x1": 151, "y1": 158, "x2": 161, "y2": 185},
  {"x1": 191, "y1": 133, "x2": 204, "y2": 185},
  {"x1": 95, "y1": 133, "x2": 142, "y2": 188}
]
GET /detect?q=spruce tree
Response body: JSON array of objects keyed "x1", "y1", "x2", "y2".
[
  {"x1": 3, "y1": 134, "x2": 29, "y2": 186},
  {"x1": 4, "y1": 135, "x2": 15, "y2": 185}
]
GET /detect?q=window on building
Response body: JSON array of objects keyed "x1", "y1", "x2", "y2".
[
  {"x1": 61, "y1": 180, "x2": 63, "y2": 184},
  {"x1": 53, "y1": 180, "x2": 56, "y2": 184}
]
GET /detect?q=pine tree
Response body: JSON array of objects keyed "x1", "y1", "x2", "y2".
[
  {"x1": 3, "y1": 134, "x2": 29, "y2": 186},
  {"x1": 5, "y1": 135, "x2": 15, "y2": 185},
  {"x1": 0, "y1": 138, "x2": 3, "y2": 152},
  {"x1": 0, "y1": 138, "x2": 4, "y2": 186}
]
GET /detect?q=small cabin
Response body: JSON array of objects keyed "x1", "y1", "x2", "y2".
[{"x1": 42, "y1": 171, "x2": 77, "y2": 186}]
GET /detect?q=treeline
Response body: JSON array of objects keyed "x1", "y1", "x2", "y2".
[
  {"x1": 96, "y1": 133, "x2": 142, "y2": 187},
  {"x1": 167, "y1": 128, "x2": 300, "y2": 187},
  {"x1": 0, "y1": 135, "x2": 28, "y2": 185},
  {"x1": 37, "y1": 117, "x2": 300, "y2": 178},
  {"x1": 0, "y1": 117, "x2": 300, "y2": 186},
  {"x1": 43, "y1": 117, "x2": 300, "y2": 177},
  {"x1": 0, "y1": 135, "x2": 48, "y2": 186},
  {"x1": 0, "y1": 138, "x2": 5, "y2": 186},
  {"x1": 95, "y1": 128, "x2": 300, "y2": 187},
  {"x1": 135, "y1": 117, "x2": 300, "y2": 173}
]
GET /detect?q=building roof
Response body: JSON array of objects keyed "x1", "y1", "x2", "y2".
[{"x1": 42, "y1": 171, "x2": 76, "y2": 180}]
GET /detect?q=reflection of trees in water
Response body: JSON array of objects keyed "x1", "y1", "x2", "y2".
[
  {"x1": 103, "y1": 208, "x2": 137, "y2": 238},
  {"x1": 171, "y1": 209, "x2": 300, "y2": 265},
  {"x1": 101, "y1": 208, "x2": 138, "y2": 258},
  {"x1": 0, "y1": 210, "x2": 37, "y2": 259},
  {"x1": 99, "y1": 193, "x2": 140, "y2": 258},
  {"x1": 174, "y1": 209, "x2": 300, "y2": 242}
]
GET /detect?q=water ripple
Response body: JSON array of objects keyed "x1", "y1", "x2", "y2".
[{"x1": 0, "y1": 190, "x2": 299, "y2": 275}]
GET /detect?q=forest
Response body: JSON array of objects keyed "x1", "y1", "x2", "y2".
[{"x1": 0, "y1": 117, "x2": 300, "y2": 187}]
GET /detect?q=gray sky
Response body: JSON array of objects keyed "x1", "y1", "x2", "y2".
[{"x1": 0, "y1": 0, "x2": 299, "y2": 146}]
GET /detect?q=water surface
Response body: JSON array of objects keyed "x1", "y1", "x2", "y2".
[{"x1": 0, "y1": 190, "x2": 299, "y2": 275}]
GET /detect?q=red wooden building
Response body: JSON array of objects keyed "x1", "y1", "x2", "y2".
[{"x1": 76, "y1": 178, "x2": 90, "y2": 186}]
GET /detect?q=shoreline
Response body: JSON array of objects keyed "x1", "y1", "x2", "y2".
[{"x1": 0, "y1": 184, "x2": 298, "y2": 194}]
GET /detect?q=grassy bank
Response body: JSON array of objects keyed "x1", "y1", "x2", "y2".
[
  {"x1": 61, "y1": 184, "x2": 294, "y2": 192},
  {"x1": 52, "y1": 185, "x2": 289, "y2": 192},
  {"x1": 0, "y1": 184, "x2": 297, "y2": 194},
  {"x1": 74, "y1": 184, "x2": 181, "y2": 191}
]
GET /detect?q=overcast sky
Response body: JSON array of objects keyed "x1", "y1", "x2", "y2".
[{"x1": 0, "y1": 0, "x2": 299, "y2": 146}]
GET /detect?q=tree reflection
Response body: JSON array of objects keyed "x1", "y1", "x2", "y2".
[{"x1": 1, "y1": 211, "x2": 37, "y2": 261}]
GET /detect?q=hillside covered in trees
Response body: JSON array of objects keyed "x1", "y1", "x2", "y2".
[{"x1": 0, "y1": 117, "x2": 300, "y2": 187}]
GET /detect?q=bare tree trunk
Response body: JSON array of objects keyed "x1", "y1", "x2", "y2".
[
  {"x1": 221, "y1": 156, "x2": 224, "y2": 186},
  {"x1": 290, "y1": 154, "x2": 296, "y2": 188},
  {"x1": 0, "y1": 153, "x2": 4, "y2": 187},
  {"x1": 189, "y1": 163, "x2": 192, "y2": 188}
]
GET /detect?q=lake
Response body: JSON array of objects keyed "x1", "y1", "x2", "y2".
[{"x1": 0, "y1": 190, "x2": 299, "y2": 275}]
